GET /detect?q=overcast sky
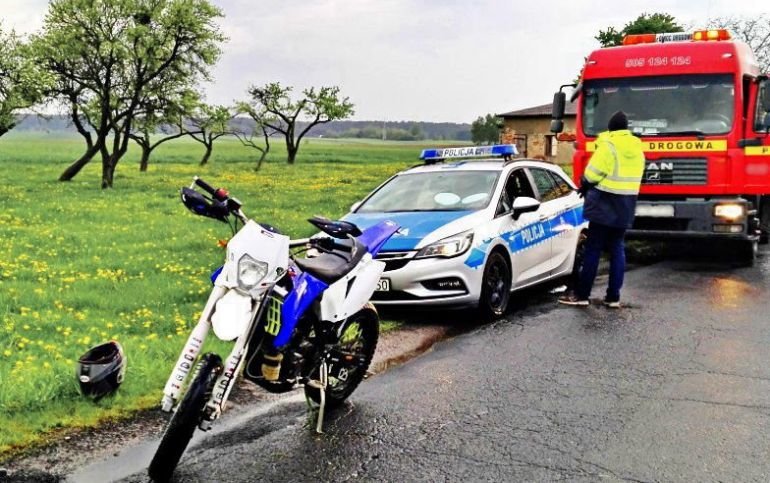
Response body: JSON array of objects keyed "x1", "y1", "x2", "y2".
[{"x1": 3, "y1": 0, "x2": 768, "y2": 122}]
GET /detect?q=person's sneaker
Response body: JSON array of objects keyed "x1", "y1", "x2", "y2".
[
  {"x1": 558, "y1": 294, "x2": 589, "y2": 306},
  {"x1": 602, "y1": 299, "x2": 621, "y2": 309}
]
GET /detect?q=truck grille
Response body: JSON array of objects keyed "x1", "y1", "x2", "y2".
[{"x1": 642, "y1": 158, "x2": 707, "y2": 185}]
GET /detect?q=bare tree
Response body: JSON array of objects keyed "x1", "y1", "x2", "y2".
[
  {"x1": 130, "y1": 90, "x2": 201, "y2": 171},
  {"x1": 231, "y1": 116, "x2": 277, "y2": 170},
  {"x1": 708, "y1": 15, "x2": 770, "y2": 72},
  {"x1": 242, "y1": 83, "x2": 354, "y2": 164},
  {"x1": 187, "y1": 105, "x2": 233, "y2": 165}
]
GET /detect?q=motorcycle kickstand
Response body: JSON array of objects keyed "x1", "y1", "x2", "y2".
[{"x1": 315, "y1": 359, "x2": 329, "y2": 434}]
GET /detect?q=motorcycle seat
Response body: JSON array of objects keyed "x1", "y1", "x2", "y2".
[{"x1": 294, "y1": 238, "x2": 367, "y2": 284}]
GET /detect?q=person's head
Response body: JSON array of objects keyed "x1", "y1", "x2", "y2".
[{"x1": 608, "y1": 111, "x2": 628, "y2": 131}]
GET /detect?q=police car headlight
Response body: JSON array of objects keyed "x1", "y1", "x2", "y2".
[
  {"x1": 416, "y1": 231, "x2": 474, "y2": 259},
  {"x1": 237, "y1": 254, "x2": 268, "y2": 290}
]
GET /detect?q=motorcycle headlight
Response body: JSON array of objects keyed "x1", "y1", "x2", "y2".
[
  {"x1": 416, "y1": 231, "x2": 474, "y2": 259},
  {"x1": 237, "y1": 254, "x2": 268, "y2": 290}
]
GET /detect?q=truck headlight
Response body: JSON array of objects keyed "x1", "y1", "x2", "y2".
[
  {"x1": 416, "y1": 231, "x2": 474, "y2": 259},
  {"x1": 714, "y1": 203, "x2": 745, "y2": 220},
  {"x1": 237, "y1": 254, "x2": 268, "y2": 290}
]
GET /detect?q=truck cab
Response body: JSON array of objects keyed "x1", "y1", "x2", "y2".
[{"x1": 551, "y1": 29, "x2": 770, "y2": 264}]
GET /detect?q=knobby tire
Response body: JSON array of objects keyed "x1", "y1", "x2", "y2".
[{"x1": 148, "y1": 353, "x2": 222, "y2": 482}]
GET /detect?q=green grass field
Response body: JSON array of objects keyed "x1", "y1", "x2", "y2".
[{"x1": 0, "y1": 133, "x2": 456, "y2": 455}]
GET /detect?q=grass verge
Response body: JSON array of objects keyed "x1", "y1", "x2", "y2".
[{"x1": 0, "y1": 134, "x2": 439, "y2": 455}]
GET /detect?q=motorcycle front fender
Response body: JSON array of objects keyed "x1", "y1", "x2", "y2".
[{"x1": 211, "y1": 289, "x2": 254, "y2": 341}]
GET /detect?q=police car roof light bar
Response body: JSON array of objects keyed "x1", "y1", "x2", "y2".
[{"x1": 419, "y1": 144, "x2": 518, "y2": 164}]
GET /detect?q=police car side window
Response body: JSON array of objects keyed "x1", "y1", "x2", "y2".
[
  {"x1": 530, "y1": 168, "x2": 561, "y2": 202},
  {"x1": 547, "y1": 171, "x2": 574, "y2": 198},
  {"x1": 496, "y1": 169, "x2": 534, "y2": 216}
]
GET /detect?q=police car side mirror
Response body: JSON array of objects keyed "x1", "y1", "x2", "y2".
[
  {"x1": 512, "y1": 196, "x2": 540, "y2": 220},
  {"x1": 350, "y1": 201, "x2": 362, "y2": 212}
]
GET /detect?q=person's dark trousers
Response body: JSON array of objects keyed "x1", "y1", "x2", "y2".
[{"x1": 575, "y1": 222, "x2": 627, "y2": 302}]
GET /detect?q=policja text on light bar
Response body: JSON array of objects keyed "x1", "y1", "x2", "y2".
[{"x1": 420, "y1": 144, "x2": 518, "y2": 161}]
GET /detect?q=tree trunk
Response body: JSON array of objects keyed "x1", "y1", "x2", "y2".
[
  {"x1": 139, "y1": 145, "x2": 151, "y2": 172},
  {"x1": 200, "y1": 144, "x2": 213, "y2": 165},
  {"x1": 286, "y1": 141, "x2": 298, "y2": 164},
  {"x1": 255, "y1": 147, "x2": 269, "y2": 171},
  {"x1": 59, "y1": 142, "x2": 102, "y2": 181},
  {"x1": 101, "y1": 159, "x2": 114, "y2": 189}
]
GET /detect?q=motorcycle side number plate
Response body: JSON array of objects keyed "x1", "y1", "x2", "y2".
[{"x1": 375, "y1": 278, "x2": 391, "y2": 292}]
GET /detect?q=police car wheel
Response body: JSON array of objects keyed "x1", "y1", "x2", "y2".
[{"x1": 478, "y1": 251, "x2": 511, "y2": 320}]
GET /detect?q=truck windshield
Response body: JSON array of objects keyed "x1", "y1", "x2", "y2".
[
  {"x1": 357, "y1": 170, "x2": 499, "y2": 213},
  {"x1": 582, "y1": 74, "x2": 735, "y2": 136}
]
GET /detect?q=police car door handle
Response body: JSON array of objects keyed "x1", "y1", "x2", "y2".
[{"x1": 538, "y1": 215, "x2": 547, "y2": 221}]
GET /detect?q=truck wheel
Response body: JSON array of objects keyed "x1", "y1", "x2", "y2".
[
  {"x1": 736, "y1": 239, "x2": 758, "y2": 266},
  {"x1": 760, "y1": 197, "x2": 770, "y2": 244}
]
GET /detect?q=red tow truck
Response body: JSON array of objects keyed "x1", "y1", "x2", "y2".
[{"x1": 551, "y1": 29, "x2": 770, "y2": 264}]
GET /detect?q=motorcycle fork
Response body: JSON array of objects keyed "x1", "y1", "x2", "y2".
[
  {"x1": 161, "y1": 286, "x2": 226, "y2": 412},
  {"x1": 201, "y1": 290, "x2": 274, "y2": 428}
]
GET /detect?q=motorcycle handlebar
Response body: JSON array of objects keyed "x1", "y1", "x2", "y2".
[
  {"x1": 194, "y1": 176, "x2": 228, "y2": 202},
  {"x1": 289, "y1": 238, "x2": 310, "y2": 248}
]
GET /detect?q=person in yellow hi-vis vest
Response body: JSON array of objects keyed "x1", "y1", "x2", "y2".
[{"x1": 559, "y1": 111, "x2": 645, "y2": 308}]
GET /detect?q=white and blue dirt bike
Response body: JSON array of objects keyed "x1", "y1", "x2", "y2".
[{"x1": 148, "y1": 177, "x2": 398, "y2": 482}]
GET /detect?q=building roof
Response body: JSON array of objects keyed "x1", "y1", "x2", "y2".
[{"x1": 498, "y1": 101, "x2": 576, "y2": 118}]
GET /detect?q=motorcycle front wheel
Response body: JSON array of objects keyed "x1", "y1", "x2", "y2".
[
  {"x1": 304, "y1": 304, "x2": 379, "y2": 409},
  {"x1": 148, "y1": 352, "x2": 223, "y2": 482}
]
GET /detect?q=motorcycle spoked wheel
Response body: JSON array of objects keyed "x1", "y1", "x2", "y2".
[
  {"x1": 148, "y1": 352, "x2": 223, "y2": 483},
  {"x1": 304, "y1": 304, "x2": 379, "y2": 409}
]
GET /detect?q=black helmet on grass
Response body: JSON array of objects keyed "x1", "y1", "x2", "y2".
[{"x1": 76, "y1": 341, "x2": 126, "y2": 399}]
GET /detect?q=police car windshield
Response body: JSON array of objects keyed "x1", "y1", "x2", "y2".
[
  {"x1": 582, "y1": 74, "x2": 735, "y2": 136},
  {"x1": 357, "y1": 171, "x2": 500, "y2": 213}
]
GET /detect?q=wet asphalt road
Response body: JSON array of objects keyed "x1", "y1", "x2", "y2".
[{"x1": 120, "y1": 250, "x2": 770, "y2": 482}]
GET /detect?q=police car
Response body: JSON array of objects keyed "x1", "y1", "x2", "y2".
[{"x1": 342, "y1": 144, "x2": 587, "y2": 318}]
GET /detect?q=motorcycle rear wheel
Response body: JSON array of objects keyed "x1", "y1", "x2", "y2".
[
  {"x1": 304, "y1": 304, "x2": 379, "y2": 409},
  {"x1": 148, "y1": 352, "x2": 223, "y2": 482}
]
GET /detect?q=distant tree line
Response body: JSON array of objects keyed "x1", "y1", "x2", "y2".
[{"x1": 13, "y1": 116, "x2": 473, "y2": 142}]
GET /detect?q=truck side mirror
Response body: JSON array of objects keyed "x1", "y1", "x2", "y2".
[
  {"x1": 552, "y1": 91, "x2": 566, "y2": 119},
  {"x1": 550, "y1": 92, "x2": 566, "y2": 134}
]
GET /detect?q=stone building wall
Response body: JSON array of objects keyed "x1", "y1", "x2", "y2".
[{"x1": 500, "y1": 116, "x2": 577, "y2": 166}]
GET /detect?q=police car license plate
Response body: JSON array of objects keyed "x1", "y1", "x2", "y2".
[
  {"x1": 375, "y1": 278, "x2": 390, "y2": 292},
  {"x1": 635, "y1": 204, "x2": 674, "y2": 217}
]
